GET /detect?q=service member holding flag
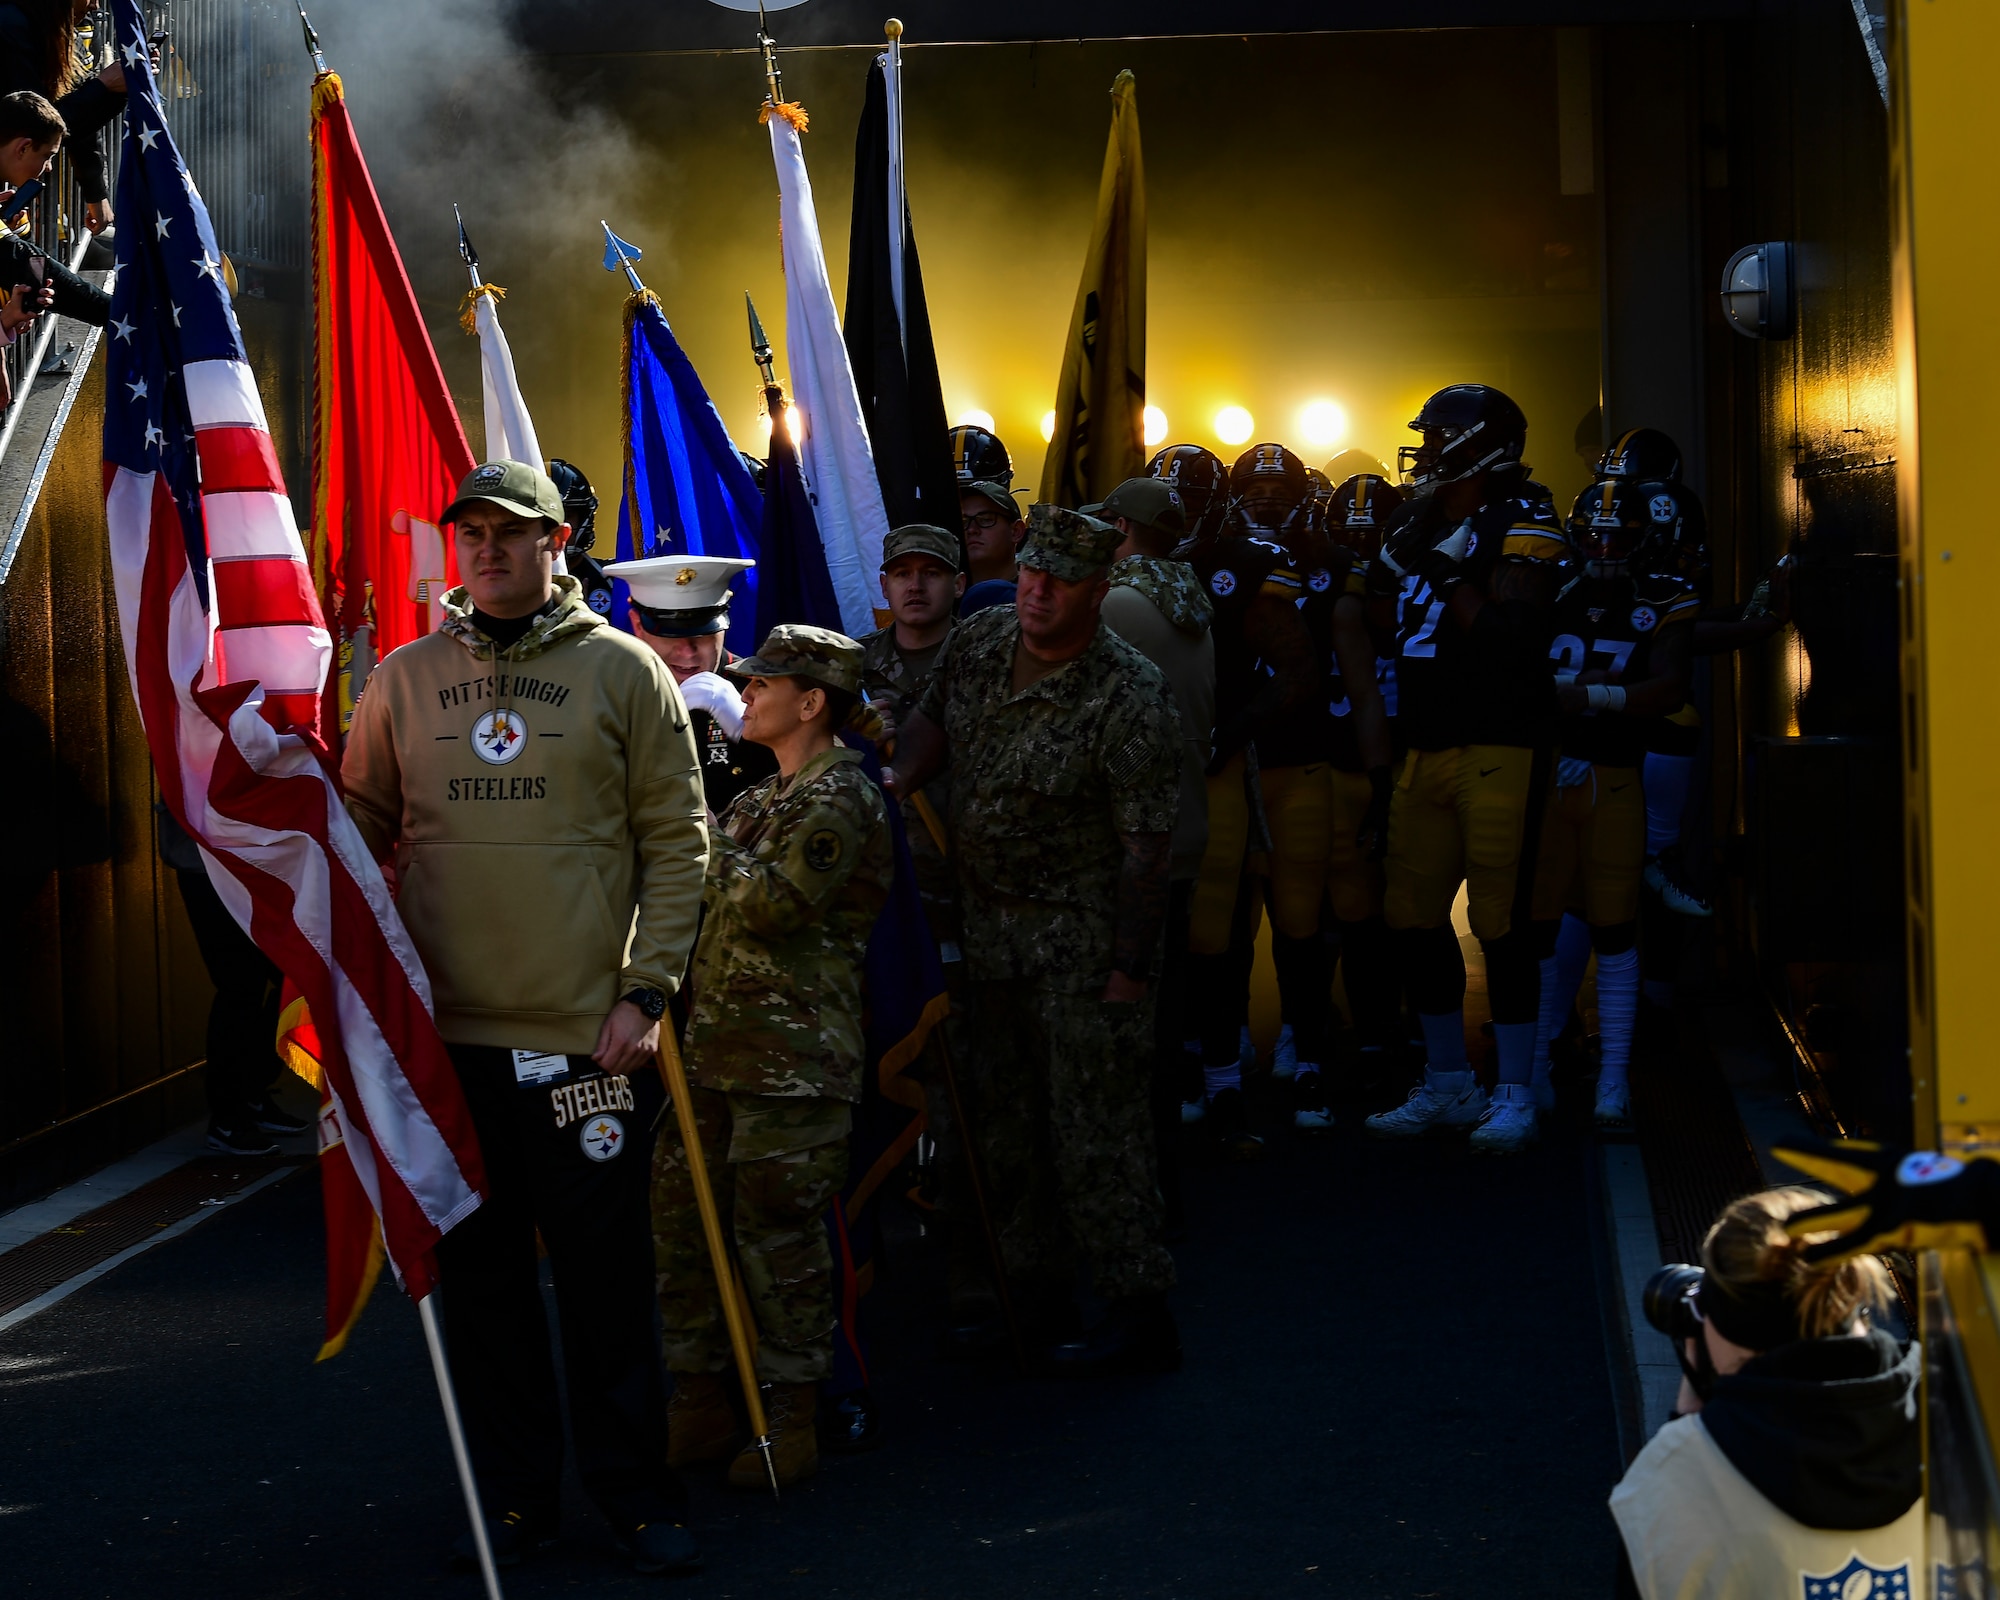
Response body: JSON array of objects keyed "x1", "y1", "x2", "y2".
[
  {"x1": 342, "y1": 459, "x2": 709, "y2": 1575},
  {"x1": 653, "y1": 625, "x2": 894, "y2": 1491}
]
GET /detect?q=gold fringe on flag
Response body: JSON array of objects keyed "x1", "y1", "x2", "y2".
[
  {"x1": 457, "y1": 282, "x2": 506, "y2": 337},
  {"x1": 310, "y1": 70, "x2": 344, "y2": 118},
  {"x1": 758, "y1": 100, "x2": 810, "y2": 132}
]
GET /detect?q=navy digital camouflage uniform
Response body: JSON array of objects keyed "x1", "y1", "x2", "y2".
[
  {"x1": 651, "y1": 627, "x2": 894, "y2": 1385},
  {"x1": 915, "y1": 507, "x2": 1183, "y2": 1310}
]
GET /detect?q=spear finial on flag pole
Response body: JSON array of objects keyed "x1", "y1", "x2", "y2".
[
  {"x1": 297, "y1": 2, "x2": 327, "y2": 73},
  {"x1": 455, "y1": 203, "x2": 483, "y2": 294},
  {"x1": 746, "y1": 292, "x2": 776, "y2": 387},
  {"x1": 600, "y1": 220, "x2": 646, "y2": 295},
  {"x1": 757, "y1": 1, "x2": 784, "y2": 107}
]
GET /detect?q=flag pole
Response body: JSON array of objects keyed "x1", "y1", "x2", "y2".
[
  {"x1": 600, "y1": 219, "x2": 647, "y2": 296},
  {"x1": 296, "y1": 1, "x2": 327, "y2": 74},
  {"x1": 883, "y1": 19, "x2": 907, "y2": 355},
  {"x1": 656, "y1": 1025, "x2": 781, "y2": 1501},
  {"x1": 416, "y1": 1293, "x2": 506, "y2": 1600}
]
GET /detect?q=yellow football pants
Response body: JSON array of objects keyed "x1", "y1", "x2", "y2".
[
  {"x1": 1188, "y1": 750, "x2": 1250, "y2": 956},
  {"x1": 1256, "y1": 762, "x2": 1332, "y2": 940},
  {"x1": 1326, "y1": 767, "x2": 1386, "y2": 923},
  {"x1": 1384, "y1": 744, "x2": 1541, "y2": 942},
  {"x1": 1530, "y1": 763, "x2": 1646, "y2": 927}
]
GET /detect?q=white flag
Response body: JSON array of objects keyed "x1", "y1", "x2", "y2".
[
  {"x1": 767, "y1": 113, "x2": 891, "y2": 638},
  {"x1": 471, "y1": 289, "x2": 563, "y2": 572}
]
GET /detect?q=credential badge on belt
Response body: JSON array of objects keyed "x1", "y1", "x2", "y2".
[{"x1": 511, "y1": 1049, "x2": 569, "y2": 1085}]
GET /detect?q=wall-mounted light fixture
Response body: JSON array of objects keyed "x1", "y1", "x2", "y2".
[{"x1": 1720, "y1": 241, "x2": 1796, "y2": 340}]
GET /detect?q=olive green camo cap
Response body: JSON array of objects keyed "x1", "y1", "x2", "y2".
[{"x1": 725, "y1": 623, "x2": 865, "y2": 694}]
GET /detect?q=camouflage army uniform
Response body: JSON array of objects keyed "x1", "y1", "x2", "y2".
[
  {"x1": 859, "y1": 622, "x2": 959, "y2": 952},
  {"x1": 652, "y1": 632, "x2": 894, "y2": 1385},
  {"x1": 915, "y1": 509, "x2": 1183, "y2": 1309}
]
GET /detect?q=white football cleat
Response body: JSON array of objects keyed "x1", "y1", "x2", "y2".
[
  {"x1": 1365, "y1": 1077, "x2": 1488, "y2": 1139},
  {"x1": 1271, "y1": 1024, "x2": 1298, "y2": 1082},
  {"x1": 1469, "y1": 1084, "x2": 1540, "y2": 1154},
  {"x1": 1292, "y1": 1068, "x2": 1333, "y2": 1132}
]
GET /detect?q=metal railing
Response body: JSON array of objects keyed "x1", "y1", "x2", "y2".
[{"x1": 0, "y1": 3, "x2": 307, "y2": 456}]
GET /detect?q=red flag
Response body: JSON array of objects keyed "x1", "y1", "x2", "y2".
[
  {"x1": 309, "y1": 69, "x2": 476, "y2": 737},
  {"x1": 280, "y1": 990, "x2": 385, "y2": 1359},
  {"x1": 104, "y1": 20, "x2": 486, "y2": 1323}
]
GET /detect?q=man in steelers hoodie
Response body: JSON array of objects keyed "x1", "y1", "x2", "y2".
[{"x1": 342, "y1": 461, "x2": 710, "y2": 1577}]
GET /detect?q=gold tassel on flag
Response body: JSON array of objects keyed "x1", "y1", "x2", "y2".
[{"x1": 1039, "y1": 70, "x2": 1147, "y2": 509}]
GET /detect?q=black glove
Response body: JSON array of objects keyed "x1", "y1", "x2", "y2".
[
  {"x1": 1770, "y1": 1136, "x2": 2000, "y2": 1261},
  {"x1": 1357, "y1": 765, "x2": 1393, "y2": 863}
]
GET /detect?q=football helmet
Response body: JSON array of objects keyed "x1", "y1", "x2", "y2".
[
  {"x1": 949, "y1": 424, "x2": 1013, "y2": 490},
  {"x1": 1596, "y1": 426, "x2": 1682, "y2": 483},
  {"x1": 1148, "y1": 444, "x2": 1232, "y2": 542},
  {"x1": 1397, "y1": 384, "x2": 1528, "y2": 491},
  {"x1": 1229, "y1": 443, "x2": 1313, "y2": 540},
  {"x1": 547, "y1": 458, "x2": 599, "y2": 554},
  {"x1": 1634, "y1": 477, "x2": 1711, "y2": 593},
  {"x1": 1323, "y1": 448, "x2": 1391, "y2": 485},
  {"x1": 1567, "y1": 478, "x2": 1673, "y2": 579},
  {"x1": 1327, "y1": 473, "x2": 1404, "y2": 560}
]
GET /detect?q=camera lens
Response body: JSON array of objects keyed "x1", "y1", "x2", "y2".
[{"x1": 1642, "y1": 1263, "x2": 1705, "y2": 1342}]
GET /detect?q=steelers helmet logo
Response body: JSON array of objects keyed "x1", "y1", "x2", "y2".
[
  {"x1": 1649, "y1": 494, "x2": 1676, "y2": 524},
  {"x1": 586, "y1": 587, "x2": 612, "y2": 614},
  {"x1": 468, "y1": 462, "x2": 507, "y2": 489},
  {"x1": 1630, "y1": 605, "x2": 1659, "y2": 633},
  {"x1": 580, "y1": 1113, "x2": 625, "y2": 1162},
  {"x1": 472, "y1": 708, "x2": 529, "y2": 764},
  {"x1": 1308, "y1": 568, "x2": 1333, "y2": 593},
  {"x1": 1210, "y1": 569, "x2": 1238, "y2": 598}
]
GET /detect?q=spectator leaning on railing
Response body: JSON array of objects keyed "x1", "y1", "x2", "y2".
[{"x1": 0, "y1": 0, "x2": 141, "y2": 235}]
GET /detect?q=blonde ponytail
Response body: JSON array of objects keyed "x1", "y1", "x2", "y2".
[{"x1": 1701, "y1": 1186, "x2": 1892, "y2": 1343}]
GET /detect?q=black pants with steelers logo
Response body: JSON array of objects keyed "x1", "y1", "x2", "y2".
[{"x1": 436, "y1": 1045, "x2": 675, "y2": 1531}]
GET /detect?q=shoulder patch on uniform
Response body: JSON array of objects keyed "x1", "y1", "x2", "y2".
[
  {"x1": 804, "y1": 828, "x2": 845, "y2": 872},
  {"x1": 1209, "y1": 568, "x2": 1238, "y2": 598},
  {"x1": 1106, "y1": 731, "x2": 1157, "y2": 787}
]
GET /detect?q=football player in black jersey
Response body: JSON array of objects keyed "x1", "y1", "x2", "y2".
[
  {"x1": 605, "y1": 553, "x2": 777, "y2": 816},
  {"x1": 1529, "y1": 480, "x2": 1699, "y2": 1127},
  {"x1": 1230, "y1": 444, "x2": 1340, "y2": 1110},
  {"x1": 1148, "y1": 443, "x2": 1318, "y2": 1156},
  {"x1": 1318, "y1": 474, "x2": 1404, "y2": 1102},
  {"x1": 1287, "y1": 473, "x2": 1396, "y2": 1128},
  {"x1": 1362, "y1": 385, "x2": 1571, "y2": 1153},
  {"x1": 548, "y1": 458, "x2": 617, "y2": 618}
]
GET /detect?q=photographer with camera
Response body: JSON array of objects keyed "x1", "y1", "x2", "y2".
[{"x1": 1611, "y1": 1187, "x2": 1920, "y2": 1599}]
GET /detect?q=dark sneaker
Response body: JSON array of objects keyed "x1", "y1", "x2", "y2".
[
  {"x1": 451, "y1": 1510, "x2": 556, "y2": 1571},
  {"x1": 252, "y1": 1099, "x2": 312, "y2": 1136},
  {"x1": 205, "y1": 1123, "x2": 278, "y2": 1157},
  {"x1": 1043, "y1": 1295, "x2": 1182, "y2": 1378},
  {"x1": 617, "y1": 1517, "x2": 703, "y2": 1576},
  {"x1": 1206, "y1": 1087, "x2": 1264, "y2": 1161}
]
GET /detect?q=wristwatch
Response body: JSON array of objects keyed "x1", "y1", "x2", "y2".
[{"x1": 621, "y1": 985, "x2": 668, "y2": 1021}]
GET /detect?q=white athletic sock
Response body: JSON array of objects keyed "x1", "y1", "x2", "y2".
[
  {"x1": 1597, "y1": 946, "x2": 1641, "y2": 1082},
  {"x1": 1494, "y1": 1021, "x2": 1537, "y2": 1088},
  {"x1": 1204, "y1": 1062, "x2": 1242, "y2": 1098},
  {"x1": 1418, "y1": 1010, "x2": 1469, "y2": 1090},
  {"x1": 1644, "y1": 753, "x2": 1695, "y2": 857}
]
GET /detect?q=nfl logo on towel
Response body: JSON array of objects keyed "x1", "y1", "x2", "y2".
[{"x1": 1801, "y1": 1555, "x2": 1910, "y2": 1600}]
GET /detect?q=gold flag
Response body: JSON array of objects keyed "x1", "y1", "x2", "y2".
[{"x1": 1039, "y1": 70, "x2": 1146, "y2": 508}]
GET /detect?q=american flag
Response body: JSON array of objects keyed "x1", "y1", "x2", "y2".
[{"x1": 102, "y1": 0, "x2": 485, "y2": 1296}]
